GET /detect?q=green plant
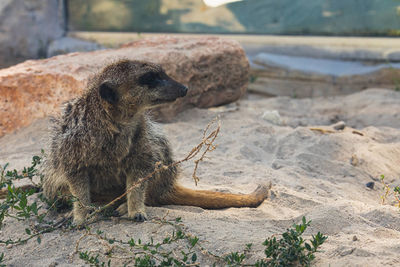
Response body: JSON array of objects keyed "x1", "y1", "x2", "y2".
[
  {"x1": 0, "y1": 252, "x2": 5, "y2": 267},
  {"x1": 380, "y1": 175, "x2": 400, "y2": 207},
  {"x1": 79, "y1": 251, "x2": 111, "y2": 267},
  {"x1": 0, "y1": 153, "x2": 59, "y2": 247},
  {"x1": 255, "y1": 217, "x2": 327, "y2": 267},
  {"x1": 73, "y1": 216, "x2": 327, "y2": 266},
  {"x1": 1, "y1": 150, "x2": 43, "y2": 186},
  {"x1": 0, "y1": 154, "x2": 45, "y2": 228},
  {"x1": 75, "y1": 221, "x2": 201, "y2": 267}
]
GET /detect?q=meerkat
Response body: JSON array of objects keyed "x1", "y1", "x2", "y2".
[{"x1": 42, "y1": 59, "x2": 270, "y2": 225}]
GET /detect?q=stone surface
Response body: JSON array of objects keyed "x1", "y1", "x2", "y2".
[
  {"x1": 0, "y1": 0, "x2": 66, "y2": 67},
  {"x1": 0, "y1": 36, "x2": 249, "y2": 137},
  {"x1": 248, "y1": 53, "x2": 400, "y2": 97},
  {"x1": 47, "y1": 37, "x2": 104, "y2": 57}
]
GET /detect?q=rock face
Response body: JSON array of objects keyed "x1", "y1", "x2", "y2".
[
  {"x1": 0, "y1": 36, "x2": 249, "y2": 137},
  {"x1": 0, "y1": 0, "x2": 66, "y2": 67}
]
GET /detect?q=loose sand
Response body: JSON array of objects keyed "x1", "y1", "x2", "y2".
[{"x1": 0, "y1": 88, "x2": 399, "y2": 266}]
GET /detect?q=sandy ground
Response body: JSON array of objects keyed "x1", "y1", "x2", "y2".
[{"x1": 1, "y1": 88, "x2": 400, "y2": 266}]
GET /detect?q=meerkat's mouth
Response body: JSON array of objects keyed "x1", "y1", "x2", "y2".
[
  {"x1": 151, "y1": 84, "x2": 188, "y2": 105},
  {"x1": 152, "y1": 98, "x2": 178, "y2": 105},
  {"x1": 152, "y1": 84, "x2": 188, "y2": 105}
]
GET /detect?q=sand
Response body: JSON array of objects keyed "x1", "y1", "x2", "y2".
[{"x1": 0, "y1": 88, "x2": 399, "y2": 266}]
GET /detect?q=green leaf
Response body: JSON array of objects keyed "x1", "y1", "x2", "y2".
[
  {"x1": 37, "y1": 236, "x2": 41, "y2": 244},
  {"x1": 190, "y1": 236, "x2": 199, "y2": 248},
  {"x1": 25, "y1": 228, "x2": 31, "y2": 235},
  {"x1": 191, "y1": 253, "x2": 197, "y2": 263}
]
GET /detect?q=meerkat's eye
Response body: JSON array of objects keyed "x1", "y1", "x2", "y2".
[{"x1": 138, "y1": 72, "x2": 161, "y2": 88}]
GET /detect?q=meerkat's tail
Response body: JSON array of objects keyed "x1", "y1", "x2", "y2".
[{"x1": 162, "y1": 182, "x2": 271, "y2": 209}]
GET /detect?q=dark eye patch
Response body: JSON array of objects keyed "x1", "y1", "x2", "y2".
[{"x1": 138, "y1": 72, "x2": 161, "y2": 88}]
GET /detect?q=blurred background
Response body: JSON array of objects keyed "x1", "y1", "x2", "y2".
[
  {"x1": 68, "y1": 0, "x2": 400, "y2": 35},
  {"x1": 0, "y1": 0, "x2": 399, "y2": 97}
]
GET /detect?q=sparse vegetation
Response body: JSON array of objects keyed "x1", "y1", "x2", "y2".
[
  {"x1": 380, "y1": 174, "x2": 400, "y2": 208},
  {"x1": 1, "y1": 166, "x2": 328, "y2": 266},
  {"x1": 0, "y1": 120, "x2": 327, "y2": 266},
  {"x1": 73, "y1": 215, "x2": 326, "y2": 266}
]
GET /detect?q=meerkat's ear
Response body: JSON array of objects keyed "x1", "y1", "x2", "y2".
[{"x1": 99, "y1": 81, "x2": 119, "y2": 104}]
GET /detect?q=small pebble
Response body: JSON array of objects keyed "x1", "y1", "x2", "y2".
[
  {"x1": 6, "y1": 244, "x2": 13, "y2": 249},
  {"x1": 261, "y1": 110, "x2": 282, "y2": 125},
  {"x1": 365, "y1": 182, "x2": 374, "y2": 189},
  {"x1": 332, "y1": 121, "x2": 346, "y2": 130},
  {"x1": 350, "y1": 154, "x2": 359, "y2": 166},
  {"x1": 352, "y1": 235, "x2": 358, "y2": 241}
]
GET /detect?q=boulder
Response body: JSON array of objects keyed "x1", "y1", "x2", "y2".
[
  {"x1": 0, "y1": 36, "x2": 249, "y2": 137},
  {"x1": 0, "y1": 0, "x2": 66, "y2": 67}
]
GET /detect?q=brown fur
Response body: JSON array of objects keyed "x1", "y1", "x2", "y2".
[{"x1": 42, "y1": 59, "x2": 270, "y2": 224}]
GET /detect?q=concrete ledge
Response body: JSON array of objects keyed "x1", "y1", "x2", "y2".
[{"x1": 71, "y1": 32, "x2": 400, "y2": 62}]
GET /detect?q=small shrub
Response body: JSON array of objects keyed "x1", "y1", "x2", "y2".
[{"x1": 256, "y1": 217, "x2": 327, "y2": 267}]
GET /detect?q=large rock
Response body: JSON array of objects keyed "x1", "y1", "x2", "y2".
[
  {"x1": 0, "y1": 0, "x2": 66, "y2": 67},
  {"x1": 0, "y1": 36, "x2": 249, "y2": 137}
]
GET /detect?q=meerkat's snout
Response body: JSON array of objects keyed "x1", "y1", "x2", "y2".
[
  {"x1": 151, "y1": 78, "x2": 188, "y2": 105},
  {"x1": 179, "y1": 84, "x2": 188, "y2": 97}
]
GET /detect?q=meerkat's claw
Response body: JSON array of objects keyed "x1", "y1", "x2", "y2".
[{"x1": 132, "y1": 212, "x2": 148, "y2": 222}]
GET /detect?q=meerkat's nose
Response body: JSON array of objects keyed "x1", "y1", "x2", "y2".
[{"x1": 180, "y1": 85, "x2": 188, "y2": 97}]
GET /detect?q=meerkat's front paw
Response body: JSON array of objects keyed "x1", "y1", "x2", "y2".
[
  {"x1": 133, "y1": 212, "x2": 148, "y2": 222},
  {"x1": 128, "y1": 210, "x2": 148, "y2": 222}
]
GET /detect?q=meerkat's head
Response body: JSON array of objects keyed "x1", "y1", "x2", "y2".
[{"x1": 94, "y1": 59, "x2": 188, "y2": 120}]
